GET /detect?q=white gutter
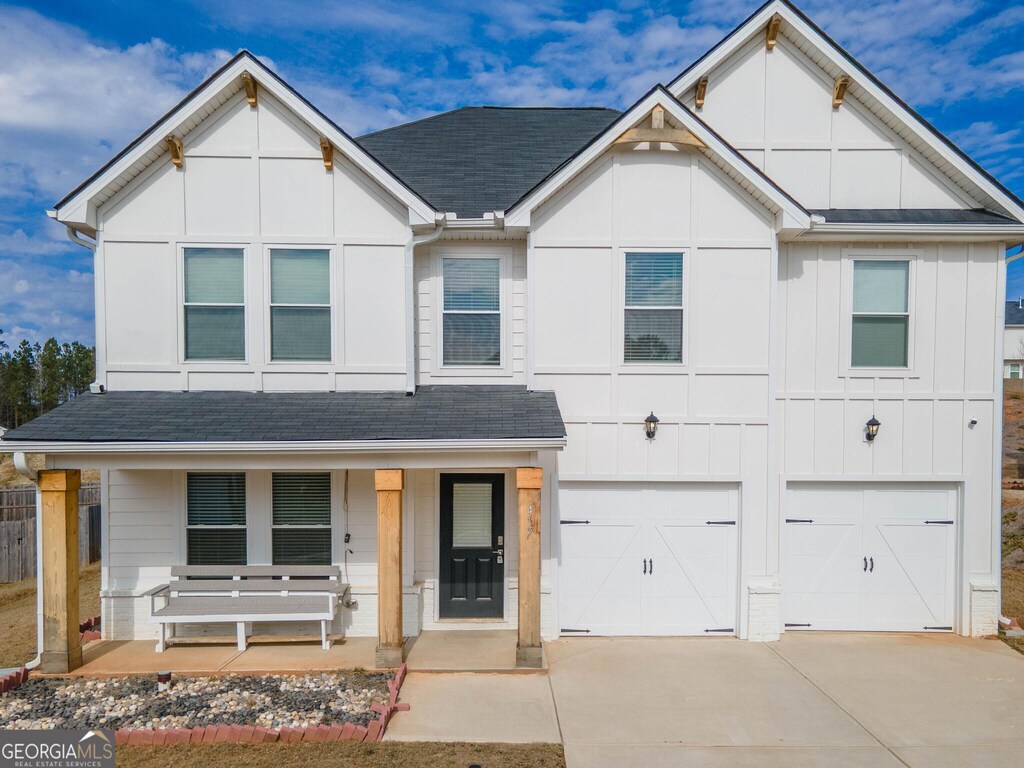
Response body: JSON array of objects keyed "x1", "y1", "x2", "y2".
[
  {"x1": 405, "y1": 220, "x2": 447, "y2": 393},
  {"x1": 797, "y1": 223, "x2": 1024, "y2": 239},
  {"x1": 0, "y1": 437, "x2": 567, "y2": 455}
]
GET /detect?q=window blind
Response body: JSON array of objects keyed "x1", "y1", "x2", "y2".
[
  {"x1": 272, "y1": 473, "x2": 331, "y2": 566},
  {"x1": 186, "y1": 473, "x2": 247, "y2": 565},
  {"x1": 442, "y1": 258, "x2": 500, "y2": 366},
  {"x1": 624, "y1": 253, "x2": 683, "y2": 363},
  {"x1": 452, "y1": 483, "x2": 492, "y2": 548},
  {"x1": 184, "y1": 248, "x2": 245, "y2": 361},
  {"x1": 185, "y1": 248, "x2": 244, "y2": 304},
  {"x1": 270, "y1": 249, "x2": 331, "y2": 361},
  {"x1": 853, "y1": 261, "x2": 908, "y2": 313},
  {"x1": 852, "y1": 260, "x2": 910, "y2": 367},
  {"x1": 443, "y1": 259, "x2": 499, "y2": 311},
  {"x1": 271, "y1": 249, "x2": 330, "y2": 305},
  {"x1": 271, "y1": 307, "x2": 331, "y2": 361},
  {"x1": 185, "y1": 306, "x2": 245, "y2": 361}
]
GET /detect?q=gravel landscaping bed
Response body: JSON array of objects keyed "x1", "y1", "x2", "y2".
[{"x1": 0, "y1": 671, "x2": 392, "y2": 731}]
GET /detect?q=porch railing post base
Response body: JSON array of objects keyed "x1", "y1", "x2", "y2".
[
  {"x1": 40, "y1": 649, "x2": 83, "y2": 675},
  {"x1": 375, "y1": 643, "x2": 405, "y2": 669},
  {"x1": 515, "y1": 644, "x2": 543, "y2": 669}
]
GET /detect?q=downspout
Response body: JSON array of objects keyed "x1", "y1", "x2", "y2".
[
  {"x1": 405, "y1": 220, "x2": 446, "y2": 394},
  {"x1": 64, "y1": 225, "x2": 97, "y2": 253},
  {"x1": 13, "y1": 453, "x2": 42, "y2": 670}
]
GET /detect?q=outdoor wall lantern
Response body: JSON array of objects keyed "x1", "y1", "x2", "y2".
[
  {"x1": 865, "y1": 415, "x2": 881, "y2": 442},
  {"x1": 645, "y1": 412, "x2": 660, "y2": 440}
]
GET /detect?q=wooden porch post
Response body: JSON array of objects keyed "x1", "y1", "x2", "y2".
[
  {"x1": 375, "y1": 469, "x2": 404, "y2": 668},
  {"x1": 38, "y1": 469, "x2": 83, "y2": 673},
  {"x1": 516, "y1": 467, "x2": 543, "y2": 668}
]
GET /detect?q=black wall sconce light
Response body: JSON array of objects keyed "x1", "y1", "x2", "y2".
[
  {"x1": 644, "y1": 412, "x2": 660, "y2": 439},
  {"x1": 865, "y1": 415, "x2": 881, "y2": 442}
]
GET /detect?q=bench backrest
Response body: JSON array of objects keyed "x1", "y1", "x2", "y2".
[
  {"x1": 171, "y1": 565, "x2": 340, "y2": 579},
  {"x1": 167, "y1": 565, "x2": 343, "y2": 595}
]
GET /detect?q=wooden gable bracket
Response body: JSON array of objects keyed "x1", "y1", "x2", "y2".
[
  {"x1": 832, "y1": 75, "x2": 851, "y2": 108},
  {"x1": 766, "y1": 14, "x2": 783, "y2": 50},
  {"x1": 695, "y1": 77, "x2": 709, "y2": 109},
  {"x1": 320, "y1": 137, "x2": 334, "y2": 170},
  {"x1": 241, "y1": 72, "x2": 258, "y2": 107},
  {"x1": 614, "y1": 106, "x2": 707, "y2": 149},
  {"x1": 164, "y1": 135, "x2": 184, "y2": 168}
]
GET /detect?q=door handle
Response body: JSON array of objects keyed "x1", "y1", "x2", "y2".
[
  {"x1": 649, "y1": 558, "x2": 653, "y2": 575},
  {"x1": 863, "y1": 557, "x2": 867, "y2": 572},
  {"x1": 869, "y1": 557, "x2": 874, "y2": 573},
  {"x1": 643, "y1": 558, "x2": 647, "y2": 575},
  {"x1": 492, "y1": 548, "x2": 503, "y2": 556}
]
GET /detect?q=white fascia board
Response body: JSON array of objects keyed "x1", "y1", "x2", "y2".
[
  {"x1": 504, "y1": 87, "x2": 810, "y2": 230},
  {"x1": 55, "y1": 53, "x2": 436, "y2": 228},
  {"x1": 668, "y1": 1, "x2": 1024, "y2": 224},
  {"x1": 0, "y1": 437, "x2": 567, "y2": 455}
]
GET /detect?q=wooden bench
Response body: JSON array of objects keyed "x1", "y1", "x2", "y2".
[{"x1": 145, "y1": 565, "x2": 349, "y2": 652}]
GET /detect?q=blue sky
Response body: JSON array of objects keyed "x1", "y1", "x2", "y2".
[{"x1": 1, "y1": 0, "x2": 1023, "y2": 347}]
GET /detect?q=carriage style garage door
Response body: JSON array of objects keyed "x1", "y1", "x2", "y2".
[
  {"x1": 783, "y1": 483, "x2": 958, "y2": 632},
  {"x1": 558, "y1": 483, "x2": 738, "y2": 636}
]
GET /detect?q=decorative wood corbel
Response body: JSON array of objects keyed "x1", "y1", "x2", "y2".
[
  {"x1": 241, "y1": 72, "x2": 257, "y2": 107},
  {"x1": 766, "y1": 14, "x2": 783, "y2": 50},
  {"x1": 832, "y1": 75, "x2": 851, "y2": 108},
  {"x1": 695, "y1": 77, "x2": 709, "y2": 109},
  {"x1": 320, "y1": 137, "x2": 334, "y2": 170},
  {"x1": 165, "y1": 136, "x2": 184, "y2": 168}
]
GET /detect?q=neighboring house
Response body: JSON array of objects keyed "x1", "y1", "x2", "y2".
[
  {"x1": 4, "y1": 0, "x2": 1024, "y2": 673},
  {"x1": 1005, "y1": 300, "x2": 1024, "y2": 378}
]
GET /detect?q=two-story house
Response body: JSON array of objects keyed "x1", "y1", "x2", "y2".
[{"x1": 5, "y1": 0, "x2": 1024, "y2": 673}]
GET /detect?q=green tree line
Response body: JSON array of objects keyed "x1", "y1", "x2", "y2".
[{"x1": 0, "y1": 328, "x2": 95, "y2": 429}]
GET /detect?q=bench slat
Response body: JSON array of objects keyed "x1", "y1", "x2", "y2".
[
  {"x1": 168, "y1": 579, "x2": 346, "y2": 593},
  {"x1": 154, "y1": 595, "x2": 331, "y2": 618},
  {"x1": 171, "y1": 565, "x2": 340, "y2": 578}
]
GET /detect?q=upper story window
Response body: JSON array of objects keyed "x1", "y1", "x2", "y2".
[
  {"x1": 272, "y1": 473, "x2": 332, "y2": 565},
  {"x1": 851, "y1": 260, "x2": 910, "y2": 368},
  {"x1": 186, "y1": 473, "x2": 247, "y2": 565},
  {"x1": 270, "y1": 249, "x2": 331, "y2": 361},
  {"x1": 442, "y1": 257, "x2": 500, "y2": 366},
  {"x1": 184, "y1": 248, "x2": 245, "y2": 361},
  {"x1": 624, "y1": 252, "x2": 684, "y2": 363},
  {"x1": 1010, "y1": 364, "x2": 1022, "y2": 380}
]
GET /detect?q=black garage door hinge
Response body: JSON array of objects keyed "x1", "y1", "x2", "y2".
[
  {"x1": 704, "y1": 627, "x2": 734, "y2": 633},
  {"x1": 785, "y1": 518, "x2": 814, "y2": 524},
  {"x1": 706, "y1": 520, "x2": 736, "y2": 525},
  {"x1": 560, "y1": 520, "x2": 591, "y2": 525},
  {"x1": 561, "y1": 628, "x2": 591, "y2": 633},
  {"x1": 785, "y1": 623, "x2": 812, "y2": 628}
]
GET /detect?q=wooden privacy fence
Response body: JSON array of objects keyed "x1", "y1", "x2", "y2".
[{"x1": 0, "y1": 483, "x2": 101, "y2": 583}]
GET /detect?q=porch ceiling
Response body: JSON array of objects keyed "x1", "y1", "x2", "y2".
[{"x1": 0, "y1": 386, "x2": 566, "y2": 450}]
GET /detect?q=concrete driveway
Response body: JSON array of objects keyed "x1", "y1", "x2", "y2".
[{"x1": 388, "y1": 633, "x2": 1024, "y2": 767}]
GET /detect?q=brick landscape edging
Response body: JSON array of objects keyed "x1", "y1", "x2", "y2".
[
  {"x1": 79, "y1": 615, "x2": 102, "y2": 643},
  {"x1": 110, "y1": 663, "x2": 410, "y2": 746},
  {"x1": 0, "y1": 667, "x2": 29, "y2": 694}
]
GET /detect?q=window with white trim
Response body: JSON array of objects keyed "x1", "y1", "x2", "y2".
[
  {"x1": 272, "y1": 473, "x2": 332, "y2": 565},
  {"x1": 186, "y1": 473, "x2": 247, "y2": 565},
  {"x1": 183, "y1": 248, "x2": 245, "y2": 361},
  {"x1": 270, "y1": 248, "x2": 331, "y2": 361},
  {"x1": 624, "y1": 252, "x2": 684, "y2": 363},
  {"x1": 1011, "y1": 363, "x2": 1022, "y2": 379},
  {"x1": 442, "y1": 257, "x2": 500, "y2": 366},
  {"x1": 851, "y1": 260, "x2": 910, "y2": 368}
]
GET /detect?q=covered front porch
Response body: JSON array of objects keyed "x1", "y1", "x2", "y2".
[{"x1": 0, "y1": 388, "x2": 564, "y2": 675}]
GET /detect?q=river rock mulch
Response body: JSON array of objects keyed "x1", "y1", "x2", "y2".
[{"x1": 0, "y1": 671, "x2": 392, "y2": 731}]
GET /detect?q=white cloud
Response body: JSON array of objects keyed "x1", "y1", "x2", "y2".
[{"x1": 13, "y1": 280, "x2": 28, "y2": 294}]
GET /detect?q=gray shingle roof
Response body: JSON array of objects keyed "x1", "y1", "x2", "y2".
[
  {"x1": 356, "y1": 106, "x2": 621, "y2": 218},
  {"x1": 1007, "y1": 300, "x2": 1024, "y2": 326},
  {"x1": 0, "y1": 387, "x2": 566, "y2": 443},
  {"x1": 810, "y1": 209, "x2": 1017, "y2": 225}
]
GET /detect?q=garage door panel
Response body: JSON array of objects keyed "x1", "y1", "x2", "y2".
[
  {"x1": 560, "y1": 485, "x2": 642, "y2": 522},
  {"x1": 783, "y1": 523, "x2": 863, "y2": 629},
  {"x1": 864, "y1": 487, "x2": 957, "y2": 520},
  {"x1": 559, "y1": 524, "x2": 642, "y2": 633},
  {"x1": 642, "y1": 485, "x2": 733, "y2": 521},
  {"x1": 786, "y1": 485, "x2": 862, "y2": 520}
]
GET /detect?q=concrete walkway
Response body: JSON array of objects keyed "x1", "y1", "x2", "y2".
[{"x1": 387, "y1": 633, "x2": 1024, "y2": 767}]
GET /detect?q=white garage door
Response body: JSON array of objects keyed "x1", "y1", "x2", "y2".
[
  {"x1": 558, "y1": 483, "x2": 738, "y2": 636},
  {"x1": 783, "y1": 484, "x2": 957, "y2": 632}
]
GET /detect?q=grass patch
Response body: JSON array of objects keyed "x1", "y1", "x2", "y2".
[
  {"x1": 115, "y1": 742, "x2": 566, "y2": 768},
  {"x1": 1002, "y1": 567, "x2": 1024, "y2": 656},
  {"x1": 0, "y1": 561, "x2": 100, "y2": 668}
]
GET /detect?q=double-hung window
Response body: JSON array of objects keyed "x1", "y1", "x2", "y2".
[
  {"x1": 851, "y1": 260, "x2": 910, "y2": 368},
  {"x1": 270, "y1": 248, "x2": 331, "y2": 361},
  {"x1": 624, "y1": 252, "x2": 684, "y2": 363},
  {"x1": 272, "y1": 473, "x2": 332, "y2": 565},
  {"x1": 184, "y1": 248, "x2": 245, "y2": 361},
  {"x1": 186, "y1": 473, "x2": 247, "y2": 565},
  {"x1": 442, "y1": 257, "x2": 500, "y2": 366},
  {"x1": 1010, "y1": 364, "x2": 1022, "y2": 380}
]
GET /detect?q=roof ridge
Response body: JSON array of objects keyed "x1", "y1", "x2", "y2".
[{"x1": 357, "y1": 105, "x2": 620, "y2": 140}]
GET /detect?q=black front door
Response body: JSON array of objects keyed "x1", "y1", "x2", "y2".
[{"x1": 439, "y1": 473, "x2": 504, "y2": 618}]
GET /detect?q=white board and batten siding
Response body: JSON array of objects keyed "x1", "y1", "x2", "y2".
[
  {"x1": 98, "y1": 88, "x2": 411, "y2": 394},
  {"x1": 684, "y1": 32, "x2": 979, "y2": 211}
]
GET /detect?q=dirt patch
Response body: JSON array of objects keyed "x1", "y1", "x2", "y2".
[
  {"x1": 0, "y1": 561, "x2": 100, "y2": 668},
  {"x1": 115, "y1": 742, "x2": 566, "y2": 768},
  {"x1": 0, "y1": 454, "x2": 100, "y2": 486}
]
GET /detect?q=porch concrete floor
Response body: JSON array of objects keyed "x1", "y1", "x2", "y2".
[
  {"x1": 404, "y1": 630, "x2": 525, "y2": 671},
  {"x1": 385, "y1": 633, "x2": 1024, "y2": 768}
]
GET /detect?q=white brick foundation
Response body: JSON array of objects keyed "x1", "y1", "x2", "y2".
[
  {"x1": 747, "y1": 579, "x2": 781, "y2": 642},
  {"x1": 970, "y1": 581, "x2": 999, "y2": 637}
]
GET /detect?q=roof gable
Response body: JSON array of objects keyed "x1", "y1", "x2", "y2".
[
  {"x1": 504, "y1": 86, "x2": 810, "y2": 230},
  {"x1": 667, "y1": 0, "x2": 1024, "y2": 223},
  {"x1": 53, "y1": 51, "x2": 437, "y2": 233}
]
